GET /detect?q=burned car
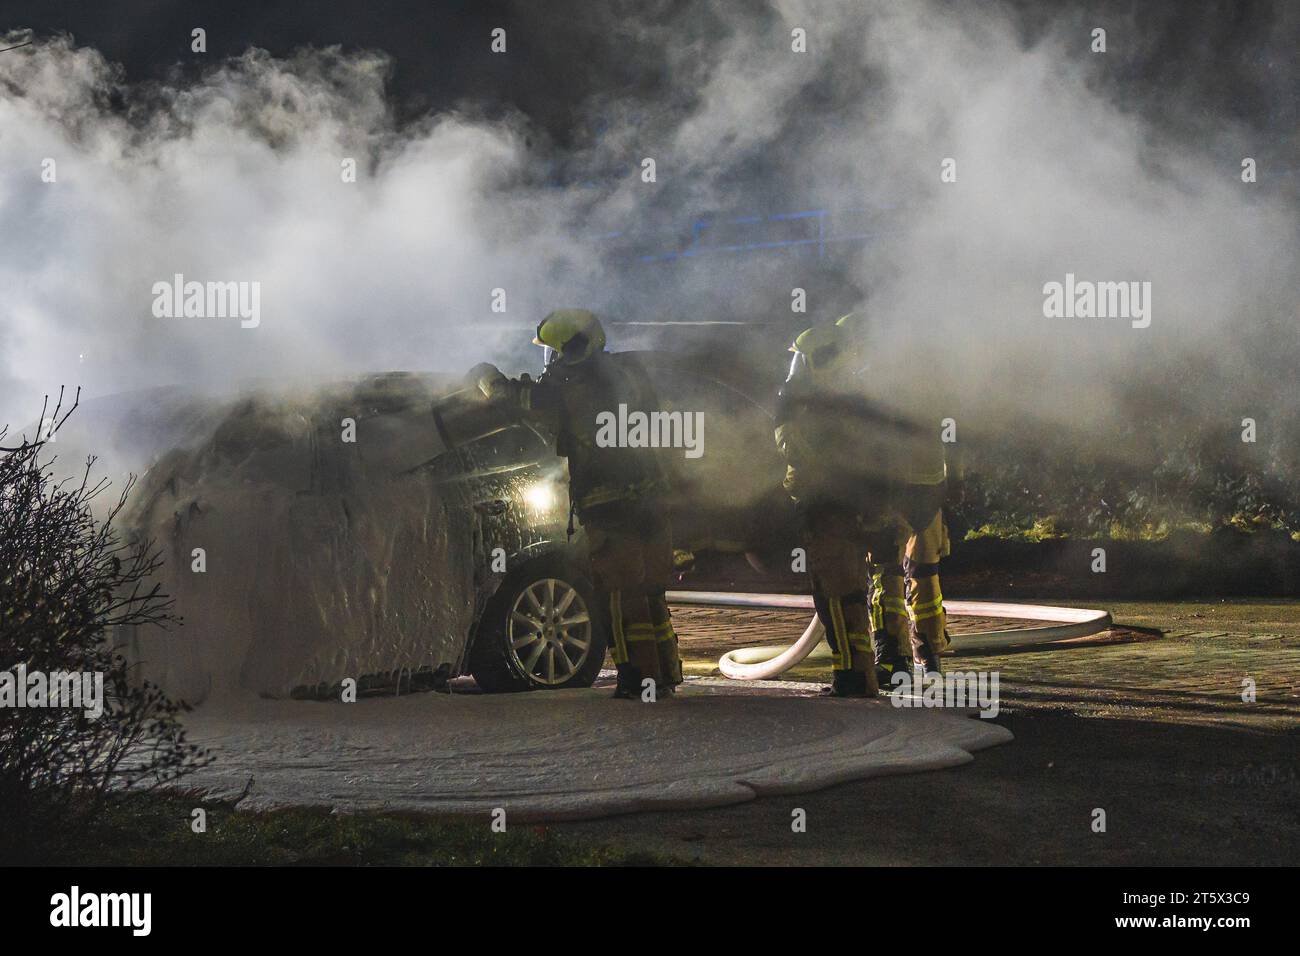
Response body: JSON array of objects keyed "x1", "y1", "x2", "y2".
[{"x1": 109, "y1": 356, "x2": 794, "y2": 701}]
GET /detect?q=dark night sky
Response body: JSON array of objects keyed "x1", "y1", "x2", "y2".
[
  {"x1": 2, "y1": 0, "x2": 1294, "y2": 140},
  {"x1": 0, "y1": 0, "x2": 1294, "y2": 446},
  {"x1": 0, "y1": 0, "x2": 675, "y2": 139}
]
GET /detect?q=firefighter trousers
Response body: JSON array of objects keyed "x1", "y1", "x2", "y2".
[
  {"x1": 584, "y1": 505, "x2": 681, "y2": 690},
  {"x1": 866, "y1": 484, "x2": 952, "y2": 668},
  {"x1": 804, "y1": 506, "x2": 880, "y2": 693}
]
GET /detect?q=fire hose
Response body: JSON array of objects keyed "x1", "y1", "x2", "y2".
[{"x1": 665, "y1": 591, "x2": 1111, "y2": 680}]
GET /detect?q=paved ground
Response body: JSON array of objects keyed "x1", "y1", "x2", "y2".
[
  {"x1": 674, "y1": 601, "x2": 1300, "y2": 732},
  {"x1": 548, "y1": 599, "x2": 1300, "y2": 864}
]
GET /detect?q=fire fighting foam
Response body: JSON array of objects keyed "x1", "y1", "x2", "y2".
[{"x1": 178, "y1": 685, "x2": 1013, "y2": 818}]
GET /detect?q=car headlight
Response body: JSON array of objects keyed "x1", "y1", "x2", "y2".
[{"x1": 522, "y1": 480, "x2": 559, "y2": 514}]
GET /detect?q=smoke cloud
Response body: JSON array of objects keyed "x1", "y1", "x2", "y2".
[
  {"x1": 1, "y1": 2, "x2": 1296, "y2": 477},
  {"x1": 0, "y1": 39, "x2": 585, "y2": 424}
]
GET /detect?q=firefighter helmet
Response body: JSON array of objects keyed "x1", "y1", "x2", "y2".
[
  {"x1": 533, "y1": 308, "x2": 606, "y2": 365},
  {"x1": 788, "y1": 312, "x2": 865, "y2": 375}
]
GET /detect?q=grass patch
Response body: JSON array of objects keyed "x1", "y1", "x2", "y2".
[
  {"x1": 965, "y1": 517, "x2": 1068, "y2": 543},
  {"x1": 20, "y1": 791, "x2": 682, "y2": 866},
  {"x1": 964, "y1": 513, "x2": 1295, "y2": 543}
]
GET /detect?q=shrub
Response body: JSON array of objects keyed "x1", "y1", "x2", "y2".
[{"x1": 0, "y1": 391, "x2": 205, "y2": 861}]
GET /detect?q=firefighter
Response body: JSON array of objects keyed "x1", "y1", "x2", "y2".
[
  {"x1": 468, "y1": 309, "x2": 682, "y2": 699},
  {"x1": 777, "y1": 313, "x2": 954, "y2": 695},
  {"x1": 855, "y1": 313, "x2": 956, "y2": 681},
  {"x1": 775, "y1": 317, "x2": 884, "y2": 697},
  {"x1": 871, "y1": 439, "x2": 954, "y2": 681}
]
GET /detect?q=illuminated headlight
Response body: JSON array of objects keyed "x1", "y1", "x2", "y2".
[{"x1": 522, "y1": 480, "x2": 559, "y2": 514}]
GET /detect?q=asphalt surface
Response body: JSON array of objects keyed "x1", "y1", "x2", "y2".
[{"x1": 548, "y1": 602, "x2": 1300, "y2": 865}]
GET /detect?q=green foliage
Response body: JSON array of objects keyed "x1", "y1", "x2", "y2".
[
  {"x1": 25, "y1": 792, "x2": 679, "y2": 866},
  {"x1": 951, "y1": 412, "x2": 1300, "y2": 541}
]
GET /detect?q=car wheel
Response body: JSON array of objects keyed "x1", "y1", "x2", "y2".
[{"x1": 469, "y1": 557, "x2": 607, "y2": 692}]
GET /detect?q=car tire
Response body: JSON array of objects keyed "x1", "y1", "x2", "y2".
[{"x1": 469, "y1": 556, "x2": 607, "y2": 693}]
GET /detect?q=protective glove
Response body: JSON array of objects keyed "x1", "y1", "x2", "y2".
[{"x1": 465, "y1": 362, "x2": 507, "y2": 399}]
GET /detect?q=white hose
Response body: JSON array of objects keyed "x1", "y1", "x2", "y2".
[{"x1": 665, "y1": 590, "x2": 1112, "y2": 681}]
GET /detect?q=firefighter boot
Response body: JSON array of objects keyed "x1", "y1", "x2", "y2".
[
  {"x1": 873, "y1": 629, "x2": 914, "y2": 692},
  {"x1": 912, "y1": 634, "x2": 944, "y2": 676},
  {"x1": 825, "y1": 669, "x2": 870, "y2": 697},
  {"x1": 612, "y1": 664, "x2": 643, "y2": 699},
  {"x1": 649, "y1": 594, "x2": 682, "y2": 696},
  {"x1": 606, "y1": 597, "x2": 662, "y2": 699},
  {"x1": 844, "y1": 593, "x2": 879, "y2": 698},
  {"x1": 912, "y1": 623, "x2": 951, "y2": 676},
  {"x1": 873, "y1": 567, "x2": 912, "y2": 690},
  {"x1": 818, "y1": 592, "x2": 878, "y2": 698},
  {"x1": 853, "y1": 647, "x2": 880, "y2": 697},
  {"x1": 654, "y1": 631, "x2": 682, "y2": 696},
  {"x1": 625, "y1": 622, "x2": 666, "y2": 698},
  {"x1": 825, "y1": 649, "x2": 878, "y2": 698},
  {"x1": 907, "y1": 562, "x2": 949, "y2": 676}
]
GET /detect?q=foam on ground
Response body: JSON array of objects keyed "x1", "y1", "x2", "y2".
[{"x1": 180, "y1": 683, "x2": 1012, "y2": 819}]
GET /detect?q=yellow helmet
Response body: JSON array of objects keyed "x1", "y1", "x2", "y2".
[
  {"x1": 533, "y1": 308, "x2": 606, "y2": 365},
  {"x1": 789, "y1": 312, "x2": 861, "y2": 372}
]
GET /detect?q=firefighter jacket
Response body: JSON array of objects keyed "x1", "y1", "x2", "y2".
[
  {"x1": 774, "y1": 353, "x2": 944, "y2": 511},
  {"x1": 489, "y1": 352, "x2": 674, "y2": 518}
]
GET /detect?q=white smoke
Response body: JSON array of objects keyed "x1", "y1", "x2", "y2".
[
  {"x1": 2, "y1": 2, "x2": 1296, "y2": 462},
  {"x1": 0, "y1": 39, "x2": 606, "y2": 427}
]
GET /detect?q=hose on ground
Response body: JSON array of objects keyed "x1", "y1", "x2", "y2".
[{"x1": 665, "y1": 591, "x2": 1112, "y2": 681}]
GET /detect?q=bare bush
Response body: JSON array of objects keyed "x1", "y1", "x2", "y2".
[{"x1": 1, "y1": 389, "x2": 205, "y2": 860}]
